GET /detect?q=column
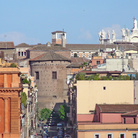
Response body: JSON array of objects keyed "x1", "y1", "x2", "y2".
[{"x1": 4, "y1": 98, "x2": 10, "y2": 133}]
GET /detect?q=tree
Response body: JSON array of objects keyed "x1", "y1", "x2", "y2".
[
  {"x1": 10, "y1": 63, "x2": 17, "y2": 67},
  {"x1": 58, "y1": 104, "x2": 69, "y2": 121},
  {"x1": 40, "y1": 108, "x2": 51, "y2": 121},
  {"x1": 21, "y1": 92, "x2": 27, "y2": 108}
]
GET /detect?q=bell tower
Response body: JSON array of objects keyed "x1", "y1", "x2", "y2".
[{"x1": 52, "y1": 31, "x2": 66, "y2": 45}]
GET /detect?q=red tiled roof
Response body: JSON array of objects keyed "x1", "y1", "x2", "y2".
[
  {"x1": 0, "y1": 42, "x2": 14, "y2": 49},
  {"x1": 97, "y1": 104, "x2": 138, "y2": 113},
  {"x1": 15, "y1": 43, "x2": 32, "y2": 48}
]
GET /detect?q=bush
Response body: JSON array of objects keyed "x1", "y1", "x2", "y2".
[
  {"x1": 10, "y1": 63, "x2": 17, "y2": 67},
  {"x1": 22, "y1": 78, "x2": 29, "y2": 84},
  {"x1": 21, "y1": 92, "x2": 27, "y2": 108}
]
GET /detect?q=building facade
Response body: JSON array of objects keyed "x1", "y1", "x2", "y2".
[
  {"x1": 29, "y1": 52, "x2": 71, "y2": 109},
  {"x1": 0, "y1": 67, "x2": 22, "y2": 138}
]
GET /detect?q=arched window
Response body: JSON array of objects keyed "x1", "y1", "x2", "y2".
[
  {"x1": 18, "y1": 52, "x2": 20, "y2": 56},
  {"x1": 74, "y1": 53, "x2": 77, "y2": 57}
]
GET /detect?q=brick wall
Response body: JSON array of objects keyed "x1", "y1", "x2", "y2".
[{"x1": 30, "y1": 60, "x2": 70, "y2": 109}]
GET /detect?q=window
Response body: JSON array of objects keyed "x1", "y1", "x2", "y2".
[
  {"x1": 134, "y1": 118, "x2": 136, "y2": 124},
  {"x1": 22, "y1": 52, "x2": 24, "y2": 56},
  {"x1": 35, "y1": 72, "x2": 39, "y2": 80},
  {"x1": 103, "y1": 86, "x2": 106, "y2": 90},
  {"x1": 95, "y1": 134, "x2": 100, "y2": 138},
  {"x1": 120, "y1": 134, "x2": 125, "y2": 138},
  {"x1": 18, "y1": 52, "x2": 20, "y2": 56},
  {"x1": 97, "y1": 61, "x2": 100, "y2": 64},
  {"x1": 57, "y1": 34, "x2": 61, "y2": 39},
  {"x1": 74, "y1": 53, "x2": 77, "y2": 57},
  {"x1": 107, "y1": 134, "x2": 113, "y2": 138},
  {"x1": 132, "y1": 133, "x2": 137, "y2": 138},
  {"x1": 124, "y1": 118, "x2": 126, "y2": 124},
  {"x1": 52, "y1": 71, "x2": 57, "y2": 79}
]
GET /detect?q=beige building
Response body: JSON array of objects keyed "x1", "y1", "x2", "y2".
[{"x1": 77, "y1": 80, "x2": 134, "y2": 114}]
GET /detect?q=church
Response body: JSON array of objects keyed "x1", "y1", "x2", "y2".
[{"x1": 99, "y1": 18, "x2": 138, "y2": 44}]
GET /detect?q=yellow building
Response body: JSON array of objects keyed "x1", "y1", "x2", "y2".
[{"x1": 77, "y1": 80, "x2": 134, "y2": 114}]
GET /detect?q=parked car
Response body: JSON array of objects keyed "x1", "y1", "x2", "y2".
[
  {"x1": 43, "y1": 124, "x2": 48, "y2": 130},
  {"x1": 64, "y1": 134, "x2": 72, "y2": 138},
  {"x1": 57, "y1": 123, "x2": 63, "y2": 130}
]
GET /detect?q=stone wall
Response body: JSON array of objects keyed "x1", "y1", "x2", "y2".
[{"x1": 30, "y1": 60, "x2": 70, "y2": 109}]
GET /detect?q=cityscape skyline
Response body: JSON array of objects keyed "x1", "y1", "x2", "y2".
[{"x1": 0, "y1": 0, "x2": 138, "y2": 45}]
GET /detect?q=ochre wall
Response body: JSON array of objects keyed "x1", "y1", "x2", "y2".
[
  {"x1": 78, "y1": 130, "x2": 138, "y2": 138},
  {"x1": 77, "y1": 80, "x2": 134, "y2": 114}
]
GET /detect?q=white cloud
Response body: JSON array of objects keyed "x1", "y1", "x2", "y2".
[
  {"x1": 78, "y1": 29, "x2": 92, "y2": 40},
  {"x1": 0, "y1": 32, "x2": 39, "y2": 45},
  {"x1": 102, "y1": 24, "x2": 122, "y2": 39}
]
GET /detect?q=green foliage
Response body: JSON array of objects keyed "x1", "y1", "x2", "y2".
[
  {"x1": 22, "y1": 78, "x2": 30, "y2": 84},
  {"x1": 58, "y1": 104, "x2": 69, "y2": 121},
  {"x1": 10, "y1": 63, "x2": 17, "y2": 67},
  {"x1": 76, "y1": 73, "x2": 86, "y2": 80},
  {"x1": 40, "y1": 108, "x2": 51, "y2": 121},
  {"x1": 75, "y1": 73, "x2": 130, "y2": 81},
  {"x1": 93, "y1": 74, "x2": 100, "y2": 80},
  {"x1": 21, "y1": 92, "x2": 27, "y2": 108},
  {"x1": 22, "y1": 78, "x2": 31, "y2": 85}
]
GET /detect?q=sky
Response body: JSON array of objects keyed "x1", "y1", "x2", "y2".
[{"x1": 0, "y1": 0, "x2": 138, "y2": 45}]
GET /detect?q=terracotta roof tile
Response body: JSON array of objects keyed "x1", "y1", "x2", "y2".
[
  {"x1": 30, "y1": 51, "x2": 71, "y2": 61},
  {"x1": 97, "y1": 104, "x2": 138, "y2": 113},
  {"x1": 0, "y1": 42, "x2": 14, "y2": 49},
  {"x1": 66, "y1": 43, "x2": 137, "y2": 51},
  {"x1": 15, "y1": 43, "x2": 32, "y2": 48},
  {"x1": 121, "y1": 110, "x2": 138, "y2": 116},
  {"x1": 29, "y1": 44, "x2": 70, "y2": 52}
]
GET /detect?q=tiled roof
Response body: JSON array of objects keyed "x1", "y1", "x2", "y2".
[
  {"x1": 121, "y1": 110, "x2": 138, "y2": 116},
  {"x1": 66, "y1": 43, "x2": 137, "y2": 51},
  {"x1": 30, "y1": 51, "x2": 71, "y2": 61},
  {"x1": 71, "y1": 57, "x2": 90, "y2": 63},
  {"x1": 97, "y1": 104, "x2": 138, "y2": 113},
  {"x1": 0, "y1": 42, "x2": 14, "y2": 49},
  {"x1": 52, "y1": 31, "x2": 65, "y2": 34},
  {"x1": 67, "y1": 57, "x2": 90, "y2": 68},
  {"x1": 29, "y1": 44, "x2": 70, "y2": 52},
  {"x1": 15, "y1": 43, "x2": 32, "y2": 48}
]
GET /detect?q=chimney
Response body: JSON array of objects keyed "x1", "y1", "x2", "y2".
[{"x1": 62, "y1": 33, "x2": 66, "y2": 47}]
